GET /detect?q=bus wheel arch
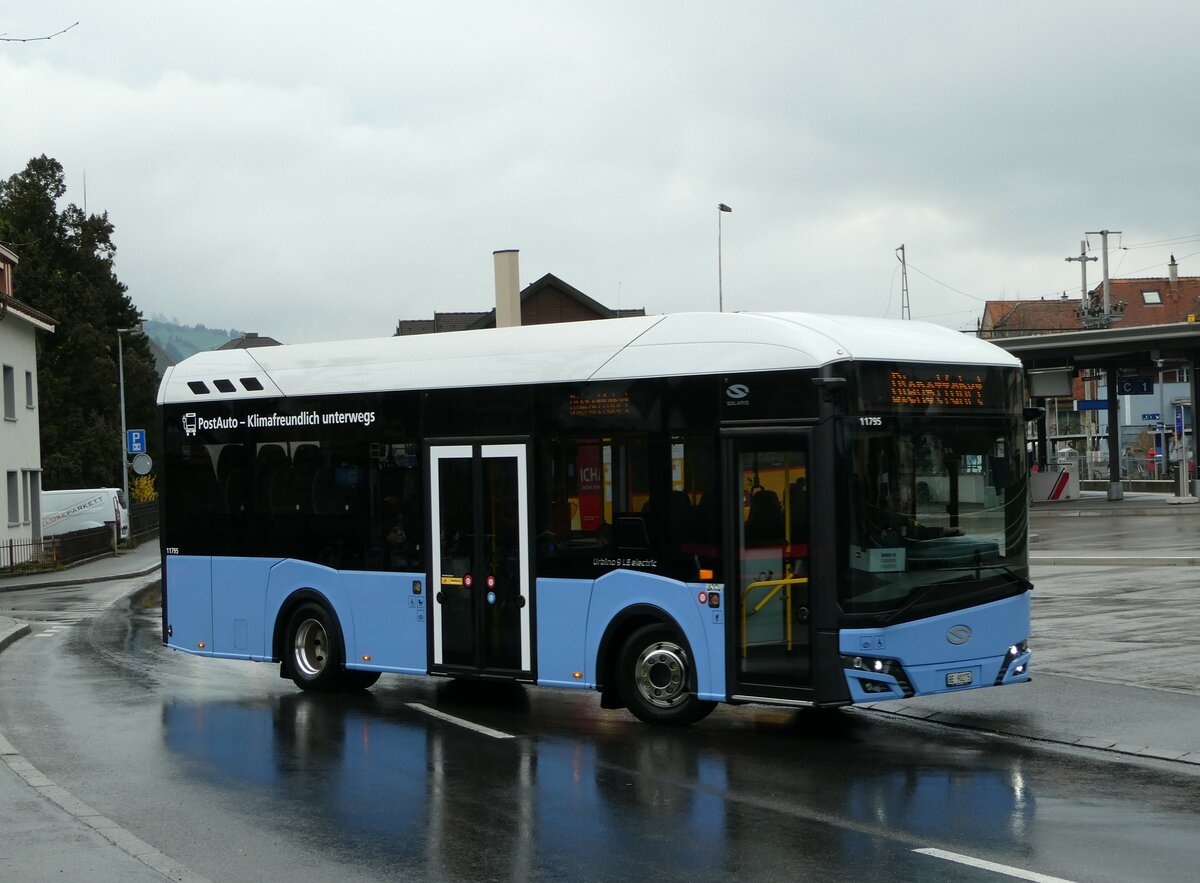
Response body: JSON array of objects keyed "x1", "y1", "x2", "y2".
[
  {"x1": 597, "y1": 607, "x2": 715, "y2": 725},
  {"x1": 274, "y1": 591, "x2": 374, "y2": 692}
]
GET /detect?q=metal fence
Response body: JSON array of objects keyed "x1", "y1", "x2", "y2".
[
  {"x1": 1, "y1": 526, "x2": 117, "y2": 573},
  {"x1": 129, "y1": 501, "x2": 159, "y2": 541},
  {"x1": 1, "y1": 504, "x2": 159, "y2": 575}
]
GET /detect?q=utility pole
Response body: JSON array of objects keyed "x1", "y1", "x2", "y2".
[
  {"x1": 1085, "y1": 229, "x2": 1121, "y2": 319},
  {"x1": 1064, "y1": 240, "x2": 1097, "y2": 301},
  {"x1": 718, "y1": 203, "x2": 732, "y2": 311},
  {"x1": 896, "y1": 244, "x2": 910, "y2": 320},
  {"x1": 1066, "y1": 241, "x2": 1100, "y2": 468},
  {"x1": 1084, "y1": 230, "x2": 1123, "y2": 501}
]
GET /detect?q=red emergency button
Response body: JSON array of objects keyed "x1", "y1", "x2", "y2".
[{"x1": 697, "y1": 591, "x2": 708, "y2": 605}]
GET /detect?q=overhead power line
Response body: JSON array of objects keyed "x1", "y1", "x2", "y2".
[{"x1": 0, "y1": 21, "x2": 78, "y2": 42}]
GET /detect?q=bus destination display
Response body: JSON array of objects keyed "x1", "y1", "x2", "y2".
[{"x1": 890, "y1": 370, "x2": 984, "y2": 408}]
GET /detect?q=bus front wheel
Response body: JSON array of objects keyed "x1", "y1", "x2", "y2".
[
  {"x1": 284, "y1": 602, "x2": 356, "y2": 692},
  {"x1": 617, "y1": 624, "x2": 716, "y2": 726}
]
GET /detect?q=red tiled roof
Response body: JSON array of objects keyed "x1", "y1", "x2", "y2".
[{"x1": 981, "y1": 276, "x2": 1200, "y2": 337}]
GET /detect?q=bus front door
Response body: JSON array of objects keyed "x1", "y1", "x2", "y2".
[
  {"x1": 429, "y1": 443, "x2": 532, "y2": 677},
  {"x1": 728, "y1": 433, "x2": 814, "y2": 701}
]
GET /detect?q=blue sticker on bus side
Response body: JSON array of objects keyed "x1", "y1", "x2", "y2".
[{"x1": 342, "y1": 570, "x2": 428, "y2": 674}]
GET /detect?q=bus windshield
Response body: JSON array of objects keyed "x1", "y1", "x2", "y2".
[{"x1": 841, "y1": 415, "x2": 1028, "y2": 619}]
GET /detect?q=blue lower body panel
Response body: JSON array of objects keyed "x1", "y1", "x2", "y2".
[{"x1": 839, "y1": 593, "x2": 1032, "y2": 703}]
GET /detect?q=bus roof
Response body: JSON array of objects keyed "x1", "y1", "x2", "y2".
[{"x1": 158, "y1": 311, "x2": 1019, "y2": 404}]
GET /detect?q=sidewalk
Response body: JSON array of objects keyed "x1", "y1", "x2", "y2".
[
  {"x1": 1031, "y1": 489, "x2": 1200, "y2": 517},
  {"x1": 0, "y1": 540, "x2": 161, "y2": 593},
  {"x1": 0, "y1": 538, "x2": 201, "y2": 882}
]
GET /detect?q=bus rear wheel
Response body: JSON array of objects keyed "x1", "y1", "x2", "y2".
[
  {"x1": 617, "y1": 624, "x2": 716, "y2": 726},
  {"x1": 285, "y1": 602, "x2": 355, "y2": 692}
]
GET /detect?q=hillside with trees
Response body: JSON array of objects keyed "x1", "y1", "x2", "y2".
[{"x1": 142, "y1": 315, "x2": 245, "y2": 368}]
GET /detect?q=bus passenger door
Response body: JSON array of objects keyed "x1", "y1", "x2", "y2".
[
  {"x1": 727, "y1": 433, "x2": 814, "y2": 701},
  {"x1": 429, "y1": 443, "x2": 532, "y2": 677}
]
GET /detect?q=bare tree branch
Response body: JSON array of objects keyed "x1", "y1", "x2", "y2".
[{"x1": 0, "y1": 21, "x2": 79, "y2": 43}]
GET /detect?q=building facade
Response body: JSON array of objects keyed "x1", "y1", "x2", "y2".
[
  {"x1": 981, "y1": 259, "x2": 1200, "y2": 477},
  {"x1": 0, "y1": 244, "x2": 58, "y2": 547}
]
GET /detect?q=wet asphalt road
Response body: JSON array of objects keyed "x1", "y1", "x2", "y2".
[
  {"x1": 3, "y1": 563, "x2": 1200, "y2": 882},
  {"x1": 2, "y1": 503, "x2": 1200, "y2": 883}
]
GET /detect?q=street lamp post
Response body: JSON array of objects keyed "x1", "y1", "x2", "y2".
[
  {"x1": 718, "y1": 203, "x2": 732, "y2": 311},
  {"x1": 117, "y1": 327, "x2": 138, "y2": 514}
]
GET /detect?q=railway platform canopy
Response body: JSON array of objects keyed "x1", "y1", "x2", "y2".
[{"x1": 988, "y1": 319, "x2": 1200, "y2": 501}]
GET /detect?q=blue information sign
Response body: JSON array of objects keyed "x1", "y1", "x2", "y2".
[
  {"x1": 1141, "y1": 413, "x2": 1161, "y2": 421},
  {"x1": 126, "y1": 429, "x2": 146, "y2": 455},
  {"x1": 1176, "y1": 406, "x2": 1185, "y2": 436}
]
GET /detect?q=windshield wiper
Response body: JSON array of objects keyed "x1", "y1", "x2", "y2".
[{"x1": 876, "y1": 567, "x2": 1031, "y2": 626}]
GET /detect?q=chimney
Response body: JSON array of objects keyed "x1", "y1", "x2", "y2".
[
  {"x1": 494, "y1": 249, "x2": 521, "y2": 328},
  {"x1": 1170, "y1": 254, "x2": 1179, "y2": 290}
]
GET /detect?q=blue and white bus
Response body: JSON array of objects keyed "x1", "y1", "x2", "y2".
[{"x1": 158, "y1": 312, "x2": 1031, "y2": 725}]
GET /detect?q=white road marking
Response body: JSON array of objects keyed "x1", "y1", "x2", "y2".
[
  {"x1": 406, "y1": 702, "x2": 515, "y2": 740},
  {"x1": 914, "y1": 847, "x2": 1079, "y2": 882}
]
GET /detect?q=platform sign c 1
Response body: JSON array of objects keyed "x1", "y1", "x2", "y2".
[
  {"x1": 1116, "y1": 378, "x2": 1153, "y2": 395},
  {"x1": 126, "y1": 429, "x2": 146, "y2": 455}
]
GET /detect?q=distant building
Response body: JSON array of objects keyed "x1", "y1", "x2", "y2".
[
  {"x1": 218, "y1": 332, "x2": 283, "y2": 350},
  {"x1": 980, "y1": 257, "x2": 1200, "y2": 473},
  {"x1": 980, "y1": 257, "x2": 1200, "y2": 339},
  {"x1": 396, "y1": 273, "x2": 645, "y2": 336},
  {"x1": 0, "y1": 244, "x2": 58, "y2": 554}
]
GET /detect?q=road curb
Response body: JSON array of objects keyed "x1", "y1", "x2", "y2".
[
  {"x1": 1031, "y1": 555, "x2": 1200, "y2": 566},
  {"x1": 0, "y1": 562, "x2": 160, "y2": 594},
  {"x1": 1031, "y1": 507, "x2": 1200, "y2": 518},
  {"x1": 0, "y1": 620, "x2": 31, "y2": 653},
  {"x1": 0, "y1": 589, "x2": 209, "y2": 883},
  {"x1": 859, "y1": 703, "x2": 1200, "y2": 767}
]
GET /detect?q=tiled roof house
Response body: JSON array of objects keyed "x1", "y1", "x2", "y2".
[{"x1": 397, "y1": 273, "x2": 645, "y2": 336}]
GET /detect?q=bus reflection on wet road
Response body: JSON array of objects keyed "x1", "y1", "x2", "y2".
[
  {"x1": 7, "y1": 582, "x2": 1200, "y2": 882},
  {"x1": 160, "y1": 686, "x2": 1036, "y2": 880}
]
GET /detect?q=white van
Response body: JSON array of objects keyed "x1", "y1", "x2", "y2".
[{"x1": 41, "y1": 488, "x2": 130, "y2": 542}]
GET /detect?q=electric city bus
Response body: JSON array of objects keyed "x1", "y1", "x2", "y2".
[{"x1": 158, "y1": 312, "x2": 1032, "y2": 725}]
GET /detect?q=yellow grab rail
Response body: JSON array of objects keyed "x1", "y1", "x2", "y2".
[{"x1": 740, "y1": 576, "x2": 808, "y2": 658}]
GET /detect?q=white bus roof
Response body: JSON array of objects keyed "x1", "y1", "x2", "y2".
[{"x1": 158, "y1": 311, "x2": 1019, "y2": 404}]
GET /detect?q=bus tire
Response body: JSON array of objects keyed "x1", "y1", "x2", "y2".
[
  {"x1": 617, "y1": 624, "x2": 717, "y2": 726},
  {"x1": 284, "y1": 602, "x2": 346, "y2": 692}
]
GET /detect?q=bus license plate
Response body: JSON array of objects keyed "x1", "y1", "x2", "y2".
[{"x1": 946, "y1": 671, "x2": 973, "y2": 687}]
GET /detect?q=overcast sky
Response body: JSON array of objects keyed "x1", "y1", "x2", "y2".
[{"x1": 3, "y1": 2, "x2": 1198, "y2": 344}]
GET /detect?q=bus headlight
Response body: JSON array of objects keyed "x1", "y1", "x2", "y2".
[
  {"x1": 1006, "y1": 641, "x2": 1028, "y2": 661},
  {"x1": 842, "y1": 655, "x2": 900, "y2": 677}
]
